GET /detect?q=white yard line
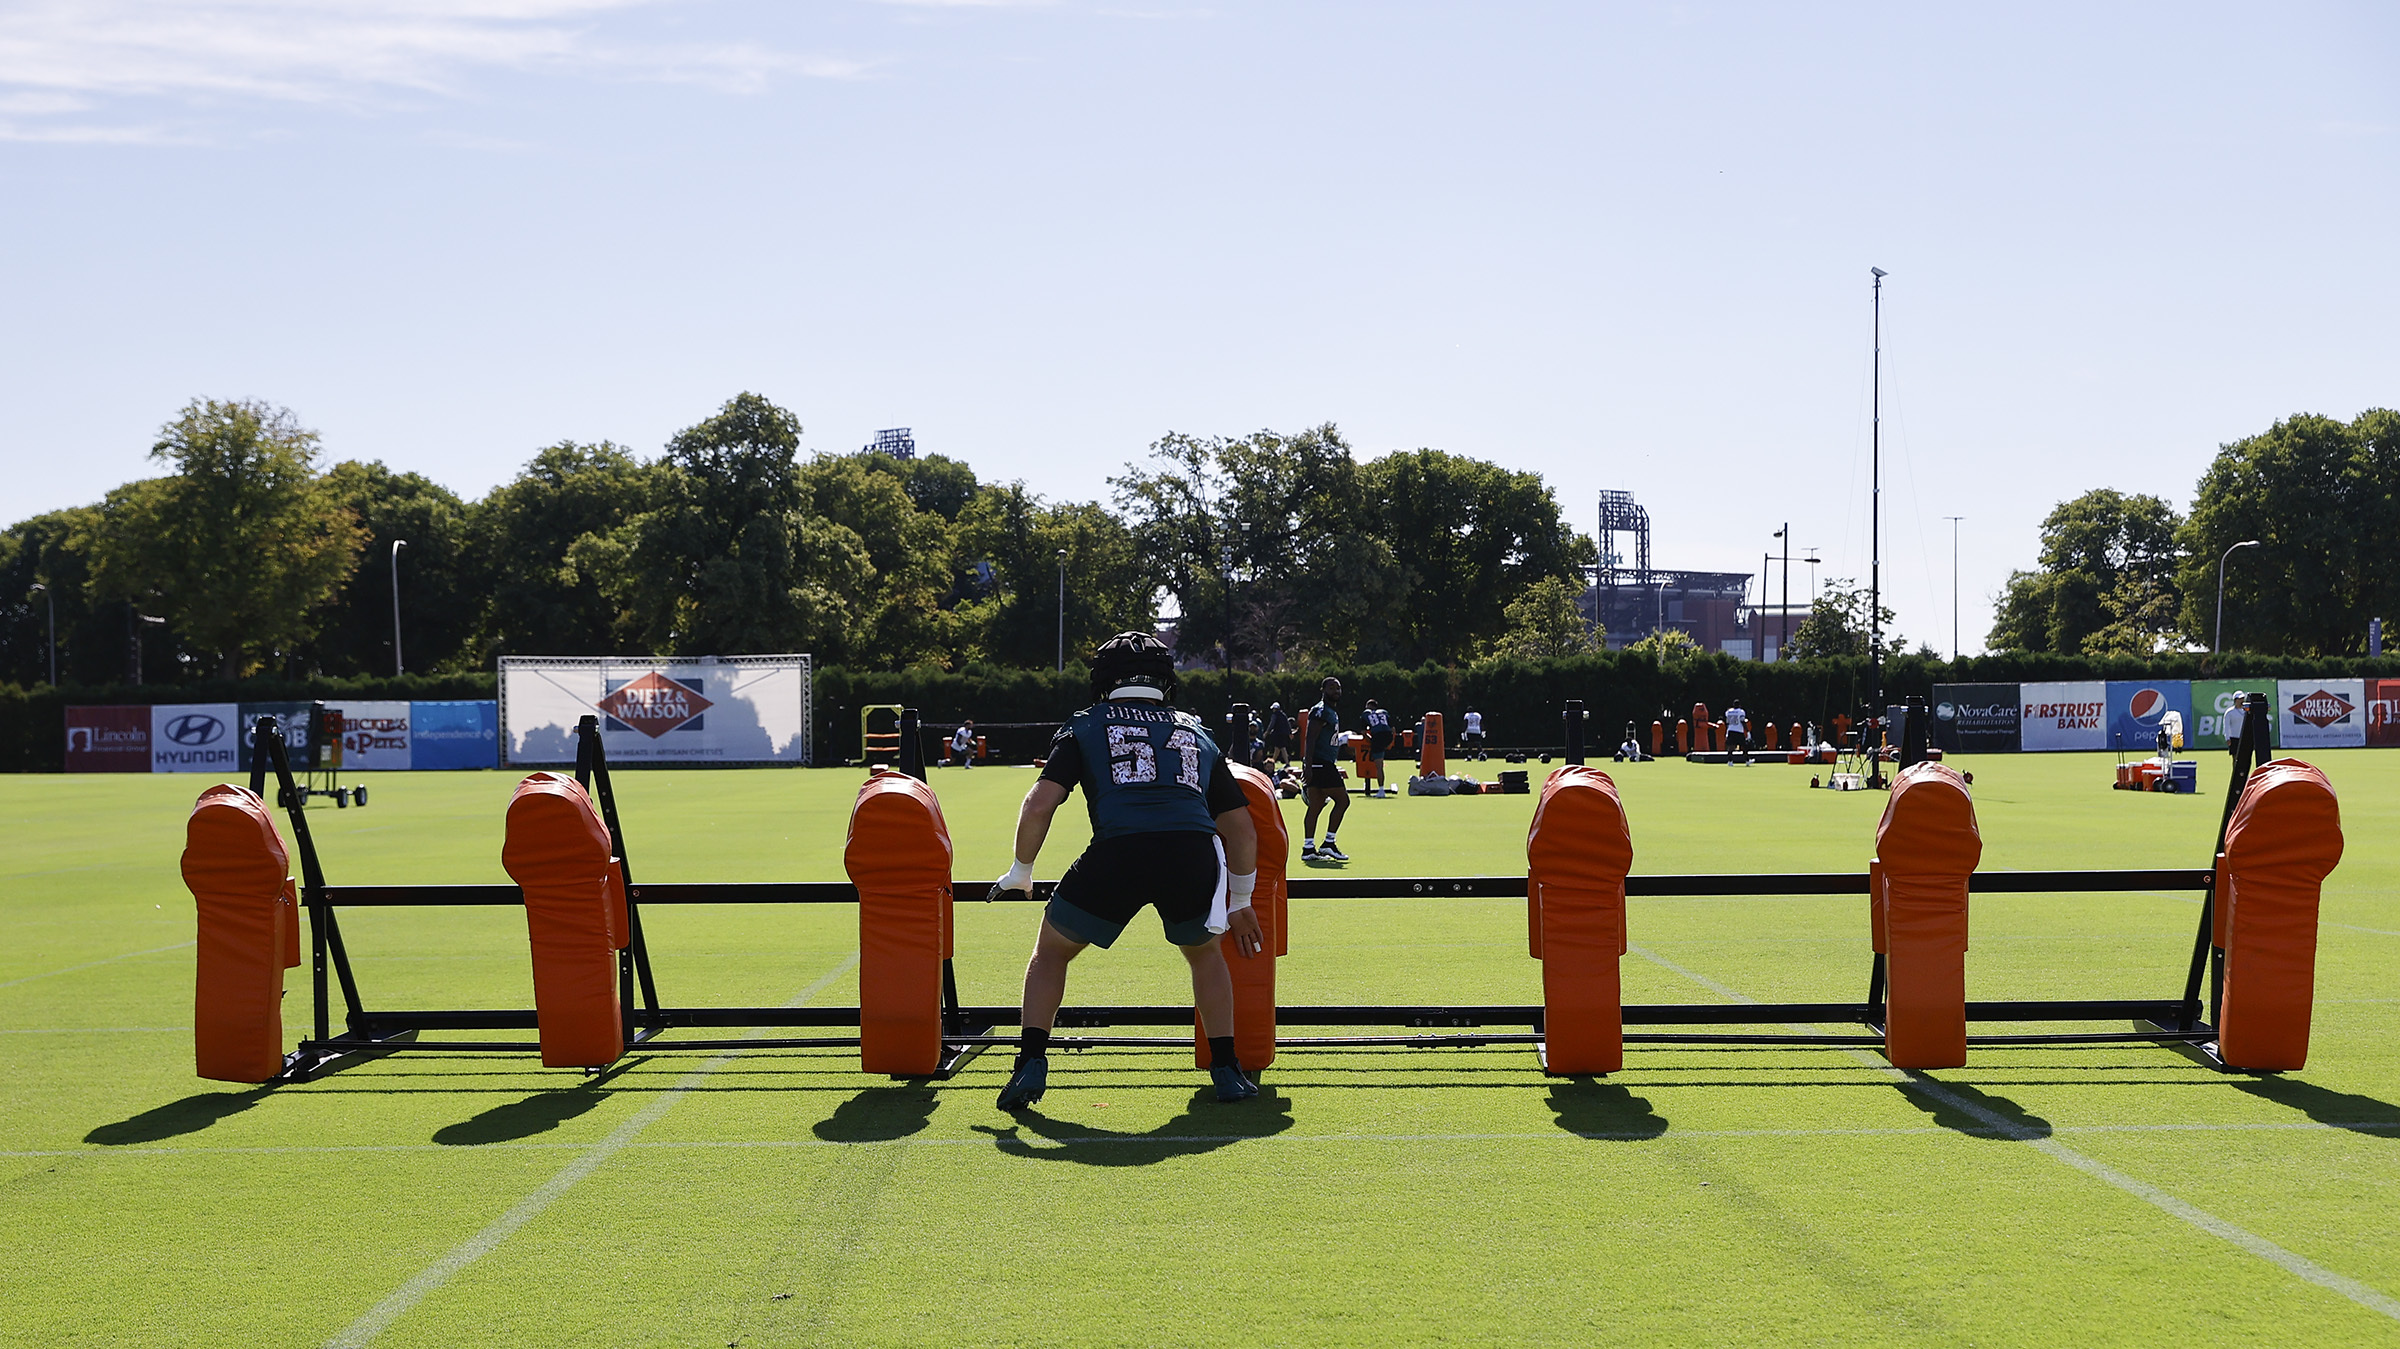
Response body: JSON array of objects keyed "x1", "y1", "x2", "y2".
[
  {"x1": 323, "y1": 951, "x2": 858, "y2": 1349},
  {"x1": 1627, "y1": 943, "x2": 2400, "y2": 1324},
  {"x1": 0, "y1": 941, "x2": 193, "y2": 990}
]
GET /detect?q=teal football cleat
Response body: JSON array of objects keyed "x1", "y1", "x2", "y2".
[
  {"x1": 998, "y1": 1055, "x2": 1049, "y2": 1110},
  {"x1": 1210, "y1": 1062, "x2": 1259, "y2": 1103}
]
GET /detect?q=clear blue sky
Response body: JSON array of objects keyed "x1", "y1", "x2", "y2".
[{"x1": 3, "y1": 2, "x2": 2393, "y2": 654}]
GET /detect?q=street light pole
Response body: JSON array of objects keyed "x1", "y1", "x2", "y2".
[
  {"x1": 1056, "y1": 548, "x2": 1069, "y2": 674},
  {"x1": 390, "y1": 539, "x2": 408, "y2": 677},
  {"x1": 2215, "y1": 539, "x2": 2262, "y2": 654},
  {"x1": 1943, "y1": 516, "x2": 1963, "y2": 662},
  {"x1": 1773, "y1": 525, "x2": 1789, "y2": 661},
  {"x1": 28, "y1": 582, "x2": 54, "y2": 685},
  {"x1": 1868, "y1": 266, "x2": 1889, "y2": 788},
  {"x1": 1220, "y1": 545, "x2": 1234, "y2": 674}
]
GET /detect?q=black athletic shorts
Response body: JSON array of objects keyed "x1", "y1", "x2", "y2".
[
  {"x1": 1305, "y1": 762, "x2": 1346, "y2": 792},
  {"x1": 1047, "y1": 831, "x2": 1221, "y2": 949}
]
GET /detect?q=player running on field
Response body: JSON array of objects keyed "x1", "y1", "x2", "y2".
[
  {"x1": 988, "y1": 632, "x2": 1266, "y2": 1109},
  {"x1": 1724, "y1": 700, "x2": 1749, "y2": 765},
  {"x1": 1302, "y1": 677, "x2": 1351, "y2": 861}
]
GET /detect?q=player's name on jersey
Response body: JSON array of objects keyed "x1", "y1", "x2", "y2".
[{"x1": 1100, "y1": 704, "x2": 1193, "y2": 727}]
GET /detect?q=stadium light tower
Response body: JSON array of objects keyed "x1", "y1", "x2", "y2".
[
  {"x1": 1056, "y1": 548, "x2": 1069, "y2": 674},
  {"x1": 28, "y1": 582, "x2": 54, "y2": 685},
  {"x1": 390, "y1": 539, "x2": 408, "y2": 677},
  {"x1": 2215, "y1": 539, "x2": 2262, "y2": 654}
]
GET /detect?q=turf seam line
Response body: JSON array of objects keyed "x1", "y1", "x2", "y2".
[
  {"x1": 321, "y1": 951, "x2": 858, "y2": 1349},
  {"x1": 1627, "y1": 944, "x2": 2400, "y2": 1325},
  {"x1": 0, "y1": 941, "x2": 195, "y2": 990}
]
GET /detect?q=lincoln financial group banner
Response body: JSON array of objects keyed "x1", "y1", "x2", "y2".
[
  {"x1": 1929, "y1": 684, "x2": 2021, "y2": 752},
  {"x1": 2018, "y1": 681, "x2": 2107, "y2": 751},
  {"x1": 499, "y1": 655, "x2": 813, "y2": 765}
]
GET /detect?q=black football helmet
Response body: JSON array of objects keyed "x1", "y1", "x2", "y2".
[{"x1": 1089, "y1": 631, "x2": 1178, "y2": 703}]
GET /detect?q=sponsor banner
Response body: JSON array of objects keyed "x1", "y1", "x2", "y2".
[
  {"x1": 2278, "y1": 679, "x2": 2367, "y2": 749},
  {"x1": 237, "y1": 702, "x2": 322, "y2": 774},
  {"x1": 500, "y1": 655, "x2": 812, "y2": 764},
  {"x1": 151, "y1": 703, "x2": 242, "y2": 774},
  {"x1": 2370, "y1": 680, "x2": 2400, "y2": 749},
  {"x1": 2105, "y1": 680, "x2": 2194, "y2": 752},
  {"x1": 1930, "y1": 684, "x2": 2021, "y2": 752},
  {"x1": 2190, "y1": 680, "x2": 2278, "y2": 750},
  {"x1": 2018, "y1": 681, "x2": 2107, "y2": 751},
  {"x1": 64, "y1": 705, "x2": 151, "y2": 772},
  {"x1": 411, "y1": 701, "x2": 499, "y2": 771},
  {"x1": 330, "y1": 701, "x2": 412, "y2": 770}
]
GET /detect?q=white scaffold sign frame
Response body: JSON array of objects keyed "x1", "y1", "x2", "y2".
[{"x1": 499, "y1": 655, "x2": 813, "y2": 766}]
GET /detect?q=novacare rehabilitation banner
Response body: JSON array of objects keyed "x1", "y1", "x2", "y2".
[
  {"x1": 2018, "y1": 681, "x2": 2106, "y2": 751},
  {"x1": 500, "y1": 655, "x2": 813, "y2": 765},
  {"x1": 2277, "y1": 679, "x2": 2367, "y2": 749}
]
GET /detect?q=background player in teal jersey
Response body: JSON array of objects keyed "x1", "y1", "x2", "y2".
[{"x1": 988, "y1": 632, "x2": 1265, "y2": 1109}]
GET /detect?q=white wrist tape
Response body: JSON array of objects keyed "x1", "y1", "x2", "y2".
[
  {"x1": 1226, "y1": 869, "x2": 1256, "y2": 912},
  {"x1": 998, "y1": 858, "x2": 1035, "y2": 891}
]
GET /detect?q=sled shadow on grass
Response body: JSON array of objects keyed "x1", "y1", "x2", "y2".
[
  {"x1": 972, "y1": 1086, "x2": 1295, "y2": 1166},
  {"x1": 2228, "y1": 1076, "x2": 2400, "y2": 1138},
  {"x1": 1546, "y1": 1076, "x2": 1669, "y2": 1140},
  {"x1": 86, "y1": 1088, "x2": 272, "y2": 1146},
  {"x1": 433, "y1": 1086, "x2": 613, "y2": 1145},
  {"x1": 1892, "y1": 1075, "x2": 2053, "y2": 1139},
  {"x1": 814, "y1": 1085, "x2": 940, "y2": 1143}
]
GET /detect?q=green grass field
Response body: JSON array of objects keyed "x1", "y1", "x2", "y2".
[{"x1": 5, "y1": 750, "x2": 2399, "y2": 1347}]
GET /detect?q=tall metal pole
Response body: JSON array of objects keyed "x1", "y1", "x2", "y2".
[
  {"x1": 389, "y1": 539, "x2": 408, "y2": 677},
  {"x1": 1220, "y1": 545, "x2": 1234, "y2": 674},
  {"x1": 29, "y1": 582, "x2": 54, "y2": 685},
  {"x1": 2214, "y1": 539, "x2": 2261, "y2": 654},
  {"x1": 1056, "y1": 548, "x2": 1068, "y2": 674},
  {"x1": 1943, "y1": 516, "x2": 1963, "y2": 661},
  {"x1": 1869, "y1": 267, "x2": 1887, "y2": 787},
  {"x1": 1777, "y1": 524, "x2": 1790, "y2": 662}
]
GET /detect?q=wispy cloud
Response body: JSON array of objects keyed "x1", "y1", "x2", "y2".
[{"x1": 0, "y1": 1, "x2": 866, "y2": 142}]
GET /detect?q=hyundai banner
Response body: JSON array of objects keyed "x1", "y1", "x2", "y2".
[
  {"x1": 1929, "y1": 684, "x2": 2021, "y2": 752},
  {"x1": 2018, "y1": 681, "x2": 2107, "y2": 751},
  {"x1": 500, "y1": 655, "x2": 812, "y2": 764},
  {"x1": 2277, "y1": 679, "x2": 2367, "y2": 749},
  {"x1": 151, "y1": 703, "x2": 241, "y2": 773},
  {"x1": 2104, "y1": 681, "x2": 2194, "y2": 753},
  {"x1": 65, "y1": 706, "x2": 151, "y2": 772}
]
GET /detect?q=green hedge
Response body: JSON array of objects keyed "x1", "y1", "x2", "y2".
[{"x1": 10, "y1": 651, "x2": 2396, "y2": 770}]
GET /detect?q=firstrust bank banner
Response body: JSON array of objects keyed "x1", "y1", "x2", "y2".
[{"x1": 2019, "y1": 681, "x2": 2107, "y2": 751}]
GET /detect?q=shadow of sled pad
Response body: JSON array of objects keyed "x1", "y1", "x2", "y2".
[
  {"x1": 183, "y1": 784, "x2": 294, "y2": 1083},
  {"x1": 1527, "y1": 766, "x2": 1633, "y2": 1074},
  {"x1": 1874, "y1": 762, "x2": 1981, "y2": 1069},
  {"x1": 503, "y1": 772, "x2": 623, "y2": 1069},
  {"x1": 2218, "y1": 759, "x2": 2343, "y2": 1071},
  {"x1": 1196, "y1": 763, "x2": 1286, "y2": 1070},
  {"x1": 847, "y1": 772, "x2": 953, "y2": 1076}
]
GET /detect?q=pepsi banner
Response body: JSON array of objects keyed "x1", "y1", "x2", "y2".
[
  {"x1": 2104, "y1": 680, "x2": 2194, "y2": 753},
  {"x1": 1929, "y1": 684, "x2": 2020, "y2": 752},
  {"x1": 2018, "y1": 681, "x2": 2106, "y2": 751},
  {"x1": 2277, "y1": 679, "x2": 2366, "y2": 749},
  {"x1": 499, "y1": 655, "x2": 813, "y2": 765},
  {"x1": 151, "y1": 703, "x2": 241, "y2": 774}
]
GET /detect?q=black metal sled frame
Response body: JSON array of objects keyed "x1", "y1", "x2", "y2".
[{"x1": 252, "y1": 697, "x2": 2279, "y2": 1083}]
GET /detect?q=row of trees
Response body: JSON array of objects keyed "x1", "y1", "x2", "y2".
[
  {"x1": 0, "y1": 395, "x2": 1597, "y2": 686},
  {"x1": 1992, "y1": 409, "x2": 2399, "y2": 658}
]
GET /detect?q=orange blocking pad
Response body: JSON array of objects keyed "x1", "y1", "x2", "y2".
[
  {"x1": 1526, "y1": 766, "x2": 1633, "y2": 1074},
  {"x1": 1873, "y1": 762, "x2": 1981, "y2": 1069},
  {"x1": 1196, "y1": 764, "x2": 1285, "y2": 1070},
  {"x1": 2216, "y1": 760, "x2": 2343, "y2": 1071},
  {"x1": 1418, "y1": 712, "x2": 1445, "y2": 776},
  {"x1": 502, "y1": 772, "x2": 625, "y2": 1069},
  {"x1": 184, "y1": 784, "x2": 294, "y2": 1084},
  {"x1": 846, "y1": 772, "x2": 954, "y2": 1076}
]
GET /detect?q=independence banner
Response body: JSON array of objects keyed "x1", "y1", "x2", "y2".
[{"x1": 2018, "y1": 681, "x2": 2106, "y2": 751}]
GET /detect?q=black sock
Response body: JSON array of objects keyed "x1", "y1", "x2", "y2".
[
  {"x1": 1207, "y1": 1035, "x2": 1237, "y2": 1068},
  {"x1": 1020, "y1": 1026, "x2": 1050, "y2": 1060}
]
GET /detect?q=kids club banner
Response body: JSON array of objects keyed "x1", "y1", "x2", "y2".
[
  {"x1": 2104, "y1": 681, "x2": 2194, "y2": 752},
  {"x1": 2277, "y1": 679, "x2": 2367, "y2": 749},
  {"x1": 1929, "y1": 684, "x2": 2021, "y2": 752},
  {"x1": 2018, "y1": 681, "x2": 2106, "y2": 751},
  {"x1": 499, "y1": 655, "x2": 813, "y2": 765}
]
